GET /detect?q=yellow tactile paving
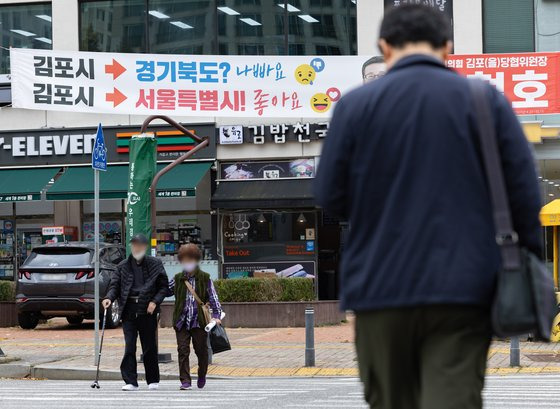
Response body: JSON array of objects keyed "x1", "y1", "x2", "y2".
[
  {"x1": 519, "y1": 367, "x2": 544, "y2": 374},
  {"x1": 250, "y1": 368, "x2": 280, "y2": 377},
  {"x1": 336, "y1": 368, "x2": 359, "y2": 376},
  {"x1": 202, "y1": 366, "x2": 360, "y2": 377},
  {"x1": 541, "y1": 366, "x2": 560, "y2": 373},
  {"x1": 228, "y1": 368, "x2": 258, "y2": 377},
  {"x1": 316, "y1": 368, "x2": 344, "y2": 376},
  {"x1": 294, "y1": 367, "x2": 321, "y2": 376},
  {"x1": 207, "y1": 366, "x2": 238, "y2": 376},
  {"x1": 272, "y1": 368, "x2": 299, "y2": 376},
  {"x1": 495, "y1": 367, "x2": 520, "y2": 375}
]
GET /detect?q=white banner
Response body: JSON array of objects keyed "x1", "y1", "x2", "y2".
[{"x1": 10, "y1": 48, "x2": 365, "y2": 118}]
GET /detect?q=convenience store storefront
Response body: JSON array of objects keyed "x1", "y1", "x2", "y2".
[{"x1": 0, "y1": 123, "x2": 216, "y2": 280}]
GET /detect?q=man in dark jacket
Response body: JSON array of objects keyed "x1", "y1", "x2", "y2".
[
  {"x1": 315, "y1": 5, "x2": 542, "y2": 409},
  {"x1": 103, "y1": 233, "x2": 169, "y2": 391}
]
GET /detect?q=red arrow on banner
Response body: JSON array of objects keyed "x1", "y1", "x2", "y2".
[
  {"x1": 105, "y1": 59, "x2": 126, "y2": 80},
  {"x1": 106, "y1": 88, "x2": 127, "y2": 107}
]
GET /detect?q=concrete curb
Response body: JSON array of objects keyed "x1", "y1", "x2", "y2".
[
  {"x1": 3, "y1": 362, "x2": 560, "y2": 380},
  {"x1": 0, "y1": 363, "x2": 359, "y2": 380},
  {"x1": 0, "y1": 362, "x2": 31, "y2": 378},
  {"x1": 29, "y1": 365, "x2": 180, "y2": 381}
]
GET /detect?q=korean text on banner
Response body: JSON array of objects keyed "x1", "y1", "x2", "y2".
[
  {"x1": 10, "y1": 48, "x2": 364, "y2": 118},
  {"x1": 448, "y1": 52, "x2": 560, "y2": 115},
  {"x1": 126, "y1": 135, "x2": 156, "y2": 256}
]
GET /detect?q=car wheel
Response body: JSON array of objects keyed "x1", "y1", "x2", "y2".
[
  {"x1": 104, "y1": 299, "x2": 120, "y2": 329},
  {"x1": 18, "y1": 313, "x2": 39, "y2": 329},
  {"x1": 66, "y1": 316, "x2": 84, "y2": 326}
]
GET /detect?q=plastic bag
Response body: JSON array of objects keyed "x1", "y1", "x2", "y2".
[{"x1": 210, "y1": 325, "x2": 232, "y2": 354}]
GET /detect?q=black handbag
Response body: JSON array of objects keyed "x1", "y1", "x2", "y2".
[
  {"x1": 470, "y1": 79, "x2": 557, "y2": 341},
  {"x1": 210, "y1": 324, "x2": 232, "y2": 354}
]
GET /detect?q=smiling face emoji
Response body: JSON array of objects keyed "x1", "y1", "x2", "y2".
[
  {"x1": 295, "y1": 64, "x2": 316, "y2": 85},
  {"x1": 310, "y1": 93, "x2": 332, "y2": 113}
]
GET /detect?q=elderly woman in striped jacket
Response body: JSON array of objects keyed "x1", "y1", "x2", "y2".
[{"x1": 168, "y1": 243, "x2": 222, "y2": 391}]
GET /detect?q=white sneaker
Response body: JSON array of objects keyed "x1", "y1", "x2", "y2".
[
  {"x1": 148, "y1": 383, "x2": 159, "y2": 390},
  {"x1": 122, "y1": 384, "x2": 139, "y2": 391}
]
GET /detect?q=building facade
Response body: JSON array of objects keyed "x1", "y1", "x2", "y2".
[{"x1": 0, "y1": 0, "x2": 557, "y2": 295}]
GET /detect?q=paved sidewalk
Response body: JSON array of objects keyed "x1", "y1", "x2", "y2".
[
  {"x1": 2, "y1": 317, "x2": 560, "y2": 378},
  {"x1": 0, "y1": 317, "x2": 356, "y2": 378}
]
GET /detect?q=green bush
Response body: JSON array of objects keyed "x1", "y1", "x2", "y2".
[
  {"x1": 0, "y1": 281, "x2": 15, "y2": 302},
  {"x1": 278, "y1": 278, "x2": 315, "y2": 302},
  {"x1": 214, "y1": 278, "x2": 314, "y2": 302}
]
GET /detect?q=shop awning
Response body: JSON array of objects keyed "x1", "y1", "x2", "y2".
[
  {"x1": 211, "y1": 179, "x2": 315, "y2": 209},
  {"x1": 46, "y1": 162, "x2": 211, "y2": 200},
  {"x1": 541, "y1": 199, "x2": 560, "y2": 226},
  {"x1": 0, "y1": 167, "x2": 59, "y2": 202}
]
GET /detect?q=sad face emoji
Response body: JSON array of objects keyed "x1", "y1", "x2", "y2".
[
  {"x1": 310, "y1": 93, "x2": 331, "y2": 113},
  {"x1": 295, "y1": 64, "x2": 316, "y2": 85}
]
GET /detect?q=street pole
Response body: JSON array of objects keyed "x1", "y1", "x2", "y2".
[
  {"x1": 305, "y1": 307, "x2": 315, "y2": 367},
  {"x1": 510, "y1": 336, "x2": 520, "y2": 367},
  {"x1": 94, "y1": 169, "x2": 100, "y2": 366}
]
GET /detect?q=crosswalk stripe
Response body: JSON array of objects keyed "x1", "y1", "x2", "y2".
[
  {"x1": 2, "y1": 397, "x2": 267, "y2": 402},
  {"x1": 5, "y1": 376, "x2": 560, "y2": 409}
]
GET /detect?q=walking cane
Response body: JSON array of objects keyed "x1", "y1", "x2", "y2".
[{"x1": 91, "y1": 308, "x2": 108, "y2": 389}]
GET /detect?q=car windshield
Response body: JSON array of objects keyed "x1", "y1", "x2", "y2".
[{"x1": 24, "y1": 248, "x2": 92, "y2": 267}]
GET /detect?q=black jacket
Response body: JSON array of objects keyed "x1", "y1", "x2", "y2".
[
  {"x1": 315, "y1": 54, "x2": 542, "y2": 312},
  {"x1": 105, "y1": 255, "x2": 169, "y2": 315}
]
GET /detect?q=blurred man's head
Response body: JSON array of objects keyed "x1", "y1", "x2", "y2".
[
  {"x1": 378, "y1": 5, "x2": 452, "y2": 69},
  {"x1": 130, "y1": 233, "x2": 148, "y2": 262},
  {"x1": 362, "y1": 56, "x2": 386, "y2": 83}
]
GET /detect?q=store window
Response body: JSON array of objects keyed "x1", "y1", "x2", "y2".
[
  {"x1": 535, "y1": 0, "x2": 560, "y2": 52},
  {"x1": 483, "y1": 0, "x2": 535, "y2": 53},
  {"x1": 79, "y1": 0, "x2": 357, "y2": 55},
  {"x1": 0, "y1": 3, "x2": 53, "y2": 73},
  {"x1": 220, "y1": 211, "x2": 317, "y2": 279},
  {"x1": 223, "y1": 211, "x2": 314, "y2": 244}
]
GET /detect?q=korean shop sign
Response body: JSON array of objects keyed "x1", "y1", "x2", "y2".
[
  {"x1": 218, "y1": 122, "x2": 328, "y2": 145},
  {"x1": 10, "y1": 48, "x2": 365, "y2": 118},
  {"x1": 448, "y1": 53, "x2": 560, "y2": 115},
  {"x1": 219, "y1": 159, "x2": 315, "y2": 181},
  {"x1": 0, "y1": 124, "x2": 215, "y2": 168}
]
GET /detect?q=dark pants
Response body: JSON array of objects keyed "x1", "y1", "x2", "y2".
[
  {"x1": 355, "y1": 305, "x2": 492, "y2": 409},
  {"x1": 175, "y1": 326, "x2": 208, "y2": 384},
  {"x1": 120, "y1": 304, "x2": 160, "y2": 386}
]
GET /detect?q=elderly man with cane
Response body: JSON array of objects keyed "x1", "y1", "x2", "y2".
[{"x1": 102, "y1": 233, "x2": 169, "y2": 391}]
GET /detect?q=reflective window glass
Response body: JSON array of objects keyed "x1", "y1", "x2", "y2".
[
  {"x1": 0, "y1": 3, "x2": 53, "y2": 73},
  {"x1": 217, "y1": 0, "x2": 286, "y2": 55},
  {"x1": 148, "y1": 0, "x2": 214, "y2": 54},
  {"x1": 222, "y1": 211, "x2": 315, "y2": 244},
  {"x1": 79, "y1": 0, "x2": 356, "y2": 56},
  {"x1": 80, "y1": 0, "x2": 147, "y2": 53},
  {"x1": 288, "y1": 0, "x2": 357, "y2": 55}
]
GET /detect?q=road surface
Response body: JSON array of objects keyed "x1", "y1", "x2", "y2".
[{"x1": 1, "y1": 375, "x2": 560, "y2": 408}]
